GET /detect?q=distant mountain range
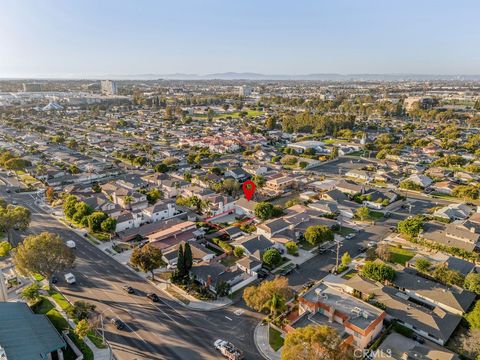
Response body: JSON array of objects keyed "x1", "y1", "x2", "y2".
[
  {"x1": 3, "y1": 72, "x2": 480, "y2": 81},
  {"x1": 99, "y1": 72, "x2": 480, "y2": 81}
]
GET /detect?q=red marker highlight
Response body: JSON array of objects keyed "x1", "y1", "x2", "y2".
[{"x1": 242, "y1": 180, "x2": 256, "y2": 201}]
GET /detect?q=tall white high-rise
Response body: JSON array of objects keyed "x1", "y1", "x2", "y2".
[{"x1": 100, "y1": 80, "x2": 117, "y2": 95}]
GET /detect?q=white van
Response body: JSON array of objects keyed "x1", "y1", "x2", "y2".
[
  {"x1": 66, "y1": 240, "x2": 76, "y2": 249},
  {"x1": 64, "y1": 273, "x2": 76, "y2": 284}
]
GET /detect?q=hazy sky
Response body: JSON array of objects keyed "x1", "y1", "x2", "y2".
[{"x1": 1, "y1": 0, "x2": 479, "y2": 77}]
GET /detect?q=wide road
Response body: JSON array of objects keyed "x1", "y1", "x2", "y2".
[{"x1": 1, "y1": 184, "x2": 261, "y2": 360}]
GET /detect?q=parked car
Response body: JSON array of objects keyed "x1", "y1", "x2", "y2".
[
  {"x1": 122, "y1": 285, "x2": 135, "y2": 294},
  {"x1": 111, "y1": 318, "x2": 125, "y2": 330},
  {"x1": 147, "y1": 293, "x2": 159, "y2": 302},
  {"x1": 257, "y1": 270, "x2": 269, "y2": 279}
]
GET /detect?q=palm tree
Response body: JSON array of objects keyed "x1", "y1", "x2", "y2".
[{"x1": 264, "y1": 293, "x2": 286, "y2": 317}]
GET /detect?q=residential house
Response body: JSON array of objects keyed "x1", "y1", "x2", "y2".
[
  {"x1": 345, "y1": 169, "x2": 372, "y2": 182},
  {"x1": 147, "y1": 221, "x2": 199, "y2": 250},
  {"x1": 264, "y1": 175, "x2": 296, "y2": 193},
  {"x1": 374, "y1": 332, "x2": 460, "y2": 360},
  {"x1": 344, "y1": 275, "x2": 462, "y2": 346},
  {"x1": 142, "y1": 201, "x2": 181, "y2": 223},
  {"x1": 162, "y1": 241, "x2": 215, "y2": 267},
  {"x1": 190, "y1": 262, "x2": 255, "y2": 294},
  {"x1": 290, "y1": 280, "x2": 385, "y2": 349},
  {"x1": 0, "y1": 302, "x2": 67, "y2": 360},
  {"x1": 433, "y1": 203, "x2": 471, "y2": 221},
  {"x1": 234, "y1": 197, "x2": 258, "y2": 217},
  {"x1": 392, "y1": 269, "x2": 475, "y2": 316},
  {"x1": 421, "y1": 222, "x2": 480, "y2": 252},
  {"x1": 431, "y1": 181, "x2": 456, "y2": 195},
  {"x1": 406, "y1": 174, "x2": 433, "y2": 188},
  {"x1": 335, "y1": 180, "x2": 364, "y2": 195}
]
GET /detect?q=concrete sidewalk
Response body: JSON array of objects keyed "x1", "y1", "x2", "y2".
[
  {"x1": 47, "y1": 294, "x2": 112, "y2": 360},
  {"x1": 254, "y1": 323, "x2": 281, "y2": 360},
  {"x1": 95, "y1": 240, "x2": 233, "y2": 311}
]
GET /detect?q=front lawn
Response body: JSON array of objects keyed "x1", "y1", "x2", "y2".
[
  {"x1": 369, "y1": 211, "x2": 384, "y2": 220},
  {"x1": 269, "y1": 327, "x2": 284, "y2": 351},
  {"x1": 50, "y1": 291, "x2": 71, "y2": 311},
  {"x1": 389, "y1": 246, "x2": 415, "y2": 265}
]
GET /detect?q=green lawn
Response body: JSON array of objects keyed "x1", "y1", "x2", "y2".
[
  {"x1": 50, "y1": 291, "x2": 72, "y2": 311},
  {"x1": 32, "y1": 273, "x2": 45, "y2": 282},
  {"x1": 31, "y1": 297, "x2": 54, "y2": 314},
  {"x1": 87, "y1": 332, "x2": 107, "y2": 349},
  {"x1": 389, "y1": 246, "x2": 415, "y2": 265},
  {"x1": 369, "y1": 211, "x2": 384, "y2": 220},
  {"x1": 348, "y1": 151, "x2": 365, "y2": 157},
  {"x1": 269, "y1": 327, "x2": 284, "y2": 351},
  {"x1": 90, "y1": 232, "x2": 111, "y2": 242}
]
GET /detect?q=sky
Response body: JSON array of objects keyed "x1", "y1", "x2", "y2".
[{"x1": 0, "y1": 0, "x2": 479, "y2": 78}]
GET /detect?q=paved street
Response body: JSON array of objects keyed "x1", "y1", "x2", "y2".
[{"x1": 1, "y1": 183, "x2": 262, "y2": 360}]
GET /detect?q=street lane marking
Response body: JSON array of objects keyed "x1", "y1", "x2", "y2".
[{"x1": 225, "y1": 316, "x2": 233, "y2": 321}]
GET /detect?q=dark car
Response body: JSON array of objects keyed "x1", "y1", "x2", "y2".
[
  {"x1": 122, "y1": 285, "x2": 135, "y2": 294},
  {"x1": 111, "y1": 318, "x2": 125, "y2": 330},
  {"x1": 257, "y1": 269, "x2": 269, "y2": 279},
  {"x1": 147, "y1": 293, "x2": 159, "y2": 302},
  {"x1": 51, "y1": 276, "x2": 58, "y2": 284}
]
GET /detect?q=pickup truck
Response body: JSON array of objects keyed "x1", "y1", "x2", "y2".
[{"x1": 214, "y1": 339, "x2": 244, "y2": 360}]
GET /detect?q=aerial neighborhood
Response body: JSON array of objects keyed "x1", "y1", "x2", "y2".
[{"x1": 1, "y1": 78, "x2": 480, "y2": 360}]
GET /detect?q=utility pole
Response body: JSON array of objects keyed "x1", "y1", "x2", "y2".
[{"x1": 335, "y1": 240, "x2": 341, "y2": 271}]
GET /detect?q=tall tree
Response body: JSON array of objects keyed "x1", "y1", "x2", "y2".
[
  {"x1": 12, "y1": 232, "x2": 75, "y2": 283},
  {"x1": 304, "y1": 225, "x2": 334, "y2": 246},
  {"x1": 243, "y1": 277, "x2": 292, "y2": 312},
  {"x1": 184, "y1": 242, "x2": 193, "y2": 272},
  {"x1": 282, "y1": 325, "x2": 353, "y2": 360},
  {"x1": 130, "y1": 244, "x2": 165, "y2": 280},
  {"x1": 0, "y1": 204, "x2": 31, "y2": 244},
  {"x1": 264, "y1": 292, "x2": 286, "y2": 317},
  {"x1": 177, "y1": 244, "x2": 186, "y2": 278}
]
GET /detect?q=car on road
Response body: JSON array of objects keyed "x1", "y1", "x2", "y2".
[
  {"x1": 11, "y1": 200, "x2": 17, "y2": 205},
  {"x1": 214, "y1": 339, "x2": 244, "y2": 360},
  {"x1": 146, "y1": 293, "x2": 159, "y2": 302},
  {"x1": 64, "y1": 273, "x2": 76, "y2": 284},
  {"x1": 111, "y1": 318, "x2": 126, "y2": 330},
  {"x1": 66, "y1": 240, "x2": 76, "y2": 249},
  {"x1": 122, "y1": 285, "x2": 135, "y2": 294}
]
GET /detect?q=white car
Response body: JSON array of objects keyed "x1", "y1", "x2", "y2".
[
  {"x1": 64, "y1": 273, "x2": 76, "y2": 284},
  {"x1": 66, "y1": 240, "x2": 76, "y2": 249}
]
